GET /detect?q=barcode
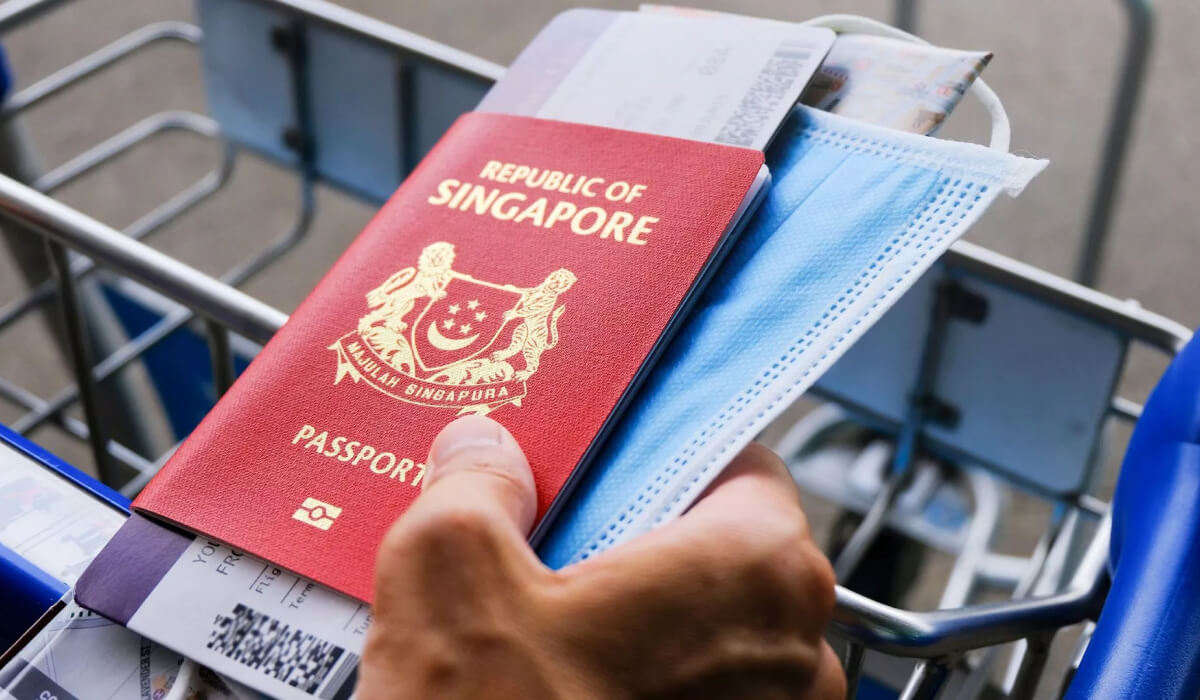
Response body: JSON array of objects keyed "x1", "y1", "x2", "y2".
[
  {"x1": 208, "y1": 603, "x2": 358, "y2": 699},
  {"x1": 715, "y1": 42, "x2": 814, "y2": 147}
]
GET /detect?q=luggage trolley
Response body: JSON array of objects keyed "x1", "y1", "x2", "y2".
[{"x1": 0, "y1": 0, "x2": 1191, "y2": 698}]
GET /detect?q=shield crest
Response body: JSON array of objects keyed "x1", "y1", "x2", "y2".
[{"x1": 411, "y1": 275, "x2": 520, "y2": 371}]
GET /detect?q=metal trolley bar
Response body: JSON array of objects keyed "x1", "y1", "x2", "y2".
[
  {"x1": 945, "y1": 240, "x2": 1187, "y2": 355},
  {"x1": 0, "y1": 176, "x2": 288, "y2": 343},
  {"x1": 0, "y1": 112, "x2": 231, "y2": 336},
  {"x1": 1075, "y1": 0, "x2": 1155, "y2": 286},
  {"x1": 261, "y1": 0, "x2": 503, "y2": 83},
  {"x1": 0, "y1": 21, "x2": 202, "y2": 118},
  {"x1": 0, "y1": 0, "x2": 71, "y2": 33},
  {"x1": 833, "y1": 516, "x2": 1108, "y2": 660}
]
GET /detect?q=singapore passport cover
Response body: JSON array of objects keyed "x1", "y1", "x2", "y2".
[{"x1": 113, "y1": 112, "x2": 765, "y2": 602}]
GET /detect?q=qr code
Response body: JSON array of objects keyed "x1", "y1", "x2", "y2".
[
  {"x1": 715, "y1": 42, "x2": 814, "y2": 147},
  {"x1": 208, "y1": 603, "x2": 357, "y2": 698}
]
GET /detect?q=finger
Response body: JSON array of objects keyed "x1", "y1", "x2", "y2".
[
  {"x1": 364, "y1": 417, "x2": 541, "y2": 694},
  {"x1": 812, "y1": 641, "x2": 848, "y2": 700},
  {"x1": 586, "y1": 443, "x2": 808, "y2": 571},
  {"x1": 571, "y1": 443, "x2": 834, "y2": 634},
  {"x1": 375, "y1": 415, "x2": 540, "y2": 590},
  {"x1": 689, "y1": 441, "x2": 803, "y2": 515},
  {"x1": 661, "y1": 445, "x2": 832, "y2": 616},
  {"x1": 417, "y1": 414, "x2": 537, "y2": 534},
  {"x1": 546, "y1": 444, "x2": 835, "y2": 691}
]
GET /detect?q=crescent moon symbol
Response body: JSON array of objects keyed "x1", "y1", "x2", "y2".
[{"x1": 427, "y1": 321, "x2": 480, "y2": 351}]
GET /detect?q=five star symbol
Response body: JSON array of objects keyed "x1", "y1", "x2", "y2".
[{"x1": 442, "y1": 299, "x2": 484, "y2": 337}]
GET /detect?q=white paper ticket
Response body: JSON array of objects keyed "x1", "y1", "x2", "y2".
[{"x1": 126, "y1": 538, "x2": 366, "y2": 700}]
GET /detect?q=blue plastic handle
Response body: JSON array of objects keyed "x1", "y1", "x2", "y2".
[
  {"x1": 1068, "y1": 329, "x2": 1200, "y2": 699},
  {"x1": 0, "y1": 45, "x2": 10, "y2": 105}
]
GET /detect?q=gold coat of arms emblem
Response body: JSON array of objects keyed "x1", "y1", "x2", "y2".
[{"x1": 330, "y1": 242, "x2": 576, "y2": 414}]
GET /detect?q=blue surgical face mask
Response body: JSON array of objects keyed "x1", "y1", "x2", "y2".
[{"x1": 538, "y1": 40, "x2": 1046, "y2": 568}]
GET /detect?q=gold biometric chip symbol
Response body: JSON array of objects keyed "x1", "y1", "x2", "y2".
[{"x1": 292, "y1": 497, "x2": 342, "y2": 531}]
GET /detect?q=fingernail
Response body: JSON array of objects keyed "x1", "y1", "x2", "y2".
[{"x1": 429, "y1": 415, "x2": 510, "y2": 468}]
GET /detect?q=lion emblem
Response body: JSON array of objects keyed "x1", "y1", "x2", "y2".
[{"x1": 330, "y1": 242, "x2": 575, "y2": 414}]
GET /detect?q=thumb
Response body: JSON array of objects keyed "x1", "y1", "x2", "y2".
[
  {"x1": 410, "y1": 414, "x2": 538, "y2": 538},
  {"x1": 367, "y1": 416, "x2": 540, "y2": 677}
]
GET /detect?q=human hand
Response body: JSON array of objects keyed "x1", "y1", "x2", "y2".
[{"x1": 358, "y1": 415, "x2": 843, "y2": 699}]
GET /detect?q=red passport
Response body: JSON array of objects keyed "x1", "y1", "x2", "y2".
[{"x1": 132, "y1": 112, "x2": 765, "y2": 602}]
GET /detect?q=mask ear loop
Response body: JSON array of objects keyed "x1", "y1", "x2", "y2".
[
  {"x1": 163, "y1": 658, "x2": 196, "y2": 700},
  {"x1": 799, "y1": 14, "x2": 1011, "y2": 153}
]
